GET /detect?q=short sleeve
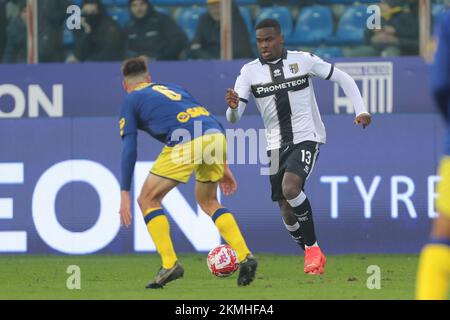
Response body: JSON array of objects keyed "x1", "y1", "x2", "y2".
[
  {"x1": 308, "y1": 53, "x2": 335, "y2": 80},
  {"x1": 119, "y1": 95, "x2": 138, "y2": 138},
  {"x1": 234, "y1": 65, "x2": 252, "y2": 103}
]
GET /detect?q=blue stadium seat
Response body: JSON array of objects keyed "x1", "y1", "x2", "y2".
[
  {"x1": 236, "y1": 0, "x2": 257, "y2": 4},
  {"x1": 107, "y1": 7, "x2": 131, "y2": 27},
  {"x1": 254, "y1": 6, "x2": 293, "y2": 40},
  {"x1": 176, "y1": 7, "x2": 207, "y2": 41},
  {"x1": 433, "y1": 4, "x2": 448, "y2": 21},
  {"x1": 432, "y1": 4, "x2": 448, "y2": 34},
  {"x1": 71, "y1": 0, "x2": 82, "y2": 6},
  {"x1": 151, "y1": 0, "x2": 205, "y2": 5},
  {"x1": 318, "y1": 0, "x2": 377, "y2": 4},
  {"x1": 101, "y1": 0, "x2": 115, "y2": 6},
  {"x1": 314, "y1": 46, "x2": 343, "y2": 59},
  {"x1": 155, "y1": 6, "x2": 171, "y2": 16},
  {"x1": 114, "y1": 0, "x2": 129, "y2": 6},
  {"x1": 327, "y1": 5, "x2": 370, "y2": 45},
  {"x1": 286, "y1": 6, "x2": 333, "y2": 46},
  {"x1": 239, "y1": 6, "x2": 253, "y2": 34},
  {"x1": 317, "y1": 0, "x2": 360, "y2": 4},
  {"x1": 63, "y1": 29, "x2": 74, "y2": 46},
  {"x1": 115, "y1": 0, "x2": 255, "y2": 7},
  {"x1": 357, "y1": 0, "x2": 378, "y2": 3}
]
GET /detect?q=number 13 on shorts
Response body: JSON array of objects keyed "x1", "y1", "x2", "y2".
[{"x1": 301, "y1": 149, "x2": 312, "y2": 165}]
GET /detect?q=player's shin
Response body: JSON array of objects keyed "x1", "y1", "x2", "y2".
[
  {"x1": 283, "y1": 220, "x2": 306, "y2": 250},
  {"x1": 211, "y1": 208, "x2": 251, "y2": 262},
  {"x1": 286, "y1": 191, "x2": 317, "y2": 247},
  {"x1": 143, "y1": 208, "x2": 178, "y2": 269}
]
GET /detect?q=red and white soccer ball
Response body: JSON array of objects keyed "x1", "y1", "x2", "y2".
[{"x1": 207, "y1": 244, "x2": 239, "y2": 277}]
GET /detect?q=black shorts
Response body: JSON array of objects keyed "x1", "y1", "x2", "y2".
[{"x1": 267, "y1": 140, "x2": 320, "y2": 202}]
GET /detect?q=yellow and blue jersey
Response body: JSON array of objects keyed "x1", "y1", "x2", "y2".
[
  {"x1": 119, "y1": 82, "x2": 224, "y2": 146},
  {"x1": 119, "y1": 82, "x2": 225, "y2": 191}
]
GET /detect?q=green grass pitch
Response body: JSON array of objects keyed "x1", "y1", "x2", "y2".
[{"x1": 0, "y1": 254, "x2": 419, "y2": 300}]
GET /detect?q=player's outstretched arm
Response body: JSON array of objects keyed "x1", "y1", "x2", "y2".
[
  {"x1": 330, "y1": 68, "x2": 372, "y2": 129},
  {"x1": 226, "y1": 65, "x2": 251, "y2": 123}
]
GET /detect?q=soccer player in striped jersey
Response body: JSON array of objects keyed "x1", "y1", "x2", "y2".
[
  {"x1": 119, "y1": 57, "x2": 257, "y2": 288},
  {"x1": 416, "y1": 9, "x2": 450, "y2": 300},
  {"x1": 225, "y1": 19, "x2": 371, "y2": 275}
]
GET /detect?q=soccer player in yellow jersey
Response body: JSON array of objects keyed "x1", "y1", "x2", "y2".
[
  {"x1": 416, "y1": 10, "x2": 450, "y2": 300},
  {"x1": 118, "y1": 57, "x2": 257, "y2": 288}
]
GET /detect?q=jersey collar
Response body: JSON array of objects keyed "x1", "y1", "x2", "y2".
[{"x1": 131, "y1": 82, "x2": 153, "y2": 92}]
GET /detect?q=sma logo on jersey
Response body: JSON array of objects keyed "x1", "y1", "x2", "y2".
[{"x1": 177, "y1": 107, "x2": 210, "y2": 123}]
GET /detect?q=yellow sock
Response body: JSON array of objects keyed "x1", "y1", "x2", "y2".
[
  {"x1": 212, "y1": 208, "x2": 251, "y2": 262},
  {"x1": 416, "y1": 242, "x2": 450, "y2": 300},
  {"x1": 144, "y1": 208, "x2": 177, "y2": 269}
]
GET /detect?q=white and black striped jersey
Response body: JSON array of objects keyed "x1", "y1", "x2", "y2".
[{"x1": 228, "y1": 49, "x2": 338, "y2": 151}]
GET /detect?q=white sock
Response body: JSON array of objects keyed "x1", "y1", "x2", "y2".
[
  {"x1": 286, "y1": 191, "x2": 306, "y2": 208},
  {"x1": 283, "y1": 221, "x2": 300, "y2": 232},
  {"x1": 305, "y1": 241, "x2": 319, "y2": 248}
]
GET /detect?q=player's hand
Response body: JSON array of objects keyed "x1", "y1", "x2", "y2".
[
  {"x1": 119, "y1": 191, "x2": 132, "y2": 227},
  {"x1": 219, "y1": 165, "x2": 237, "y2": 196},
  {"x1": 225, "y1": 88, "x2": 239, "y2": 109},
  {"x1": 354, "y1": 112, "x2": 372, "y2": 129}
]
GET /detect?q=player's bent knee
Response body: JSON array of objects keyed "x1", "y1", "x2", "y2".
[
  {"x1": 282, "y1": 171, "x2": 305, "y2": 198},
  {"x1": 282, "y1": 183, "x2": 302, "y2": 200},
  {"x1": 137, "y1": 195, "x2": 144, "y2": 210},
  {"x1": 137, "y1": 194, "x2": 148, "y2": 209}
]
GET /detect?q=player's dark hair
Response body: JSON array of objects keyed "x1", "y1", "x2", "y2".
[
  {"x1": 121, "y1": 57, "x2": 148, "y2": 78},
  {"x1": 255, "y1": 19, "x2": 281, "y2": 35}
]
